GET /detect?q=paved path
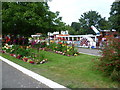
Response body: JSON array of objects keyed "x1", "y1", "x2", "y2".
[
  {"x1": 77, "y1": 48, "x2": 101, "y2": 56},
  {"x1": 2, "y1": 61, "x2": 50, "y2": 88}
]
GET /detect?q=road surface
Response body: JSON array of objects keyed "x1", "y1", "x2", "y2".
[
  {"x1": 77, "y1": 48, "x2": 101, "y2": 56},
  {"x1": 2, "y1": 61, "x2": 51, "y2": 89}
]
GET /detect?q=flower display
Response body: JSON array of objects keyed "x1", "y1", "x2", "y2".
[
  {"x1": 47, "y1": 42, "x2": 80, "y2": 56},
  {"x1": 2, "y1": 44, "x2": 48, "y2": 65}
]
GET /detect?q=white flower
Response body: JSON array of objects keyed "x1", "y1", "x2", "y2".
[
  {"x1": 6, "y1": 47, "x2": 9, "y2": 49},
  {"x1": 43, "y1": 60, "x2": 45, "y2": 62},
  {"x1": 9, "y1": 45, "x2": 13, "y2": 48},
  {"x1": 62, "y1": 53, "x2": 65, "y2": 55},
  {"x1": 4, "y1": 46, "x2": 7, "y2": 48},
  {"x1": 40, "y1": 61, "x2": 43, "y2": 64},
  {"x1": 5, "y1": 44, "x2": 8, "y2": 46}
]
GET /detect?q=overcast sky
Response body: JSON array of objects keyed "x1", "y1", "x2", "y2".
[{"x1": 48, "y1": 0, "x2": 115, "y2": 25}]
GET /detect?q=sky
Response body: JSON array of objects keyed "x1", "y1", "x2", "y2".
[{"x1": 48, "y1": 0, "x2": 115, "y2": 25}]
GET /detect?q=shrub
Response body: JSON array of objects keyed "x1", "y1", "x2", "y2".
[
  {"x1": 98, "y1": 36, "x2": 120, "y2": 81},
  {"x1": 48, "y1": 42, "x2": 57, "y2": 51},
  {"x1": 12, "y1": 45, "x2": 31, "y2": 57},
  {"x1": 40, "y1": 42, "x2": 47, "y2": 48}
]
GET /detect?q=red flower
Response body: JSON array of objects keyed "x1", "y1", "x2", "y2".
[
  {"x1": 16, "y1": 55, "x2": 22, "y2": 59},
  {"x1": 22, "y1": 57, "x2": 29, "y2": 62},
  {"x1": 29, "y1": 61, "x2": 34, "y2": 64},
  {"x1": 10, "y1": 54, "x2": 14, "y2": 56},
  {"x1": 1, "y1": 50, "x2": 5, "y2": 53},
  {"x1": 58, "y1": 42, "x2": 62, "y2": 44},
  {"x1": 23, "y1": 58, "x2": 28, "y2": 61}
]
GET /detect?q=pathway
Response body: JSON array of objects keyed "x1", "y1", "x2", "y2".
[
  {"x1": 77, "y1": 48, "x2": 101, "y2": 56},
  {"x1": 2, "y1": 61, "x2": 50, "y2": 88}
]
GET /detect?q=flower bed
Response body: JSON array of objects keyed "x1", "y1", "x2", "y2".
[
  {"x1": 30, "y1": 40, "x2": 80, "y2": 56},
  {"x1": 1, "y1": 40, "x2": 80, "y2": 65},
  {"x1": 41, "y1": 41, "x2": 80, "y2": 56},
  {"x1": 1, "y1": 44, "x2": 48, "y2": 64}
]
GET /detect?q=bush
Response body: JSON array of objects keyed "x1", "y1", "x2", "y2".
[
  {"x1": 48, "y1": 42, "x2": 57, "y2": 51},
  {"x1": 12, "y1": 45, "x2": 31, "y2": 57},
  {"x1": 98, "y1": 36, "x2": 120, "y2": 81}
]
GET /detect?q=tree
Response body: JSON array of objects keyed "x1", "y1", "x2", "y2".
[
  {"x1": 64, "y1": 25, "x2": 75, "y2": 35},
  {"x1": 2, "y1": 2, "x2": 65, "y2": 36},
  {"x1": 98, "y1": 18, "x2": 111, "y2": 30},
  {"x1": 71, "y1": 22, "x2": 80, "y2": 31},
  {"x1": 109, "y1": 1, "x2": 120, "y2": 32},
  {"x1": 78, "y1": 10, "x2": 109, "y2": 35}
]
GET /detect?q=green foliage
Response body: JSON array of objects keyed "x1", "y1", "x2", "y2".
[
  {"x1": 48, "y1": 42, "x2": 57, "y2": 51},
  {"x1": 78, "y1": 10, "x2": 110, "y2": 35},
  {"x1": 71, "y1": 22, "x2": 80, "y2": 31},
  {"x1": 97, "y1": 36, "x2": 120, "y2": 81},
  {"x1": 109, "y1": 1, "x2": 120, "y2": 32},
  {"x1": 65, "y1": 25, "x2": 76, "y2": 35},
  {"x1": 33, "y1": 41, "x2": 47, "y2": 49},
  {"x1": 2, "y1": 2, "x2": 65, "y2": 36},
  {"x1": 40, "y1": 42, "x2": 47, "y2": 48},
  {"x1": 11, "y1": 45, "x2": 31, "y2": 57}
]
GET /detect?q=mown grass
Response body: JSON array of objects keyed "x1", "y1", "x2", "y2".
[{"x1": 1, "y1": 49, "x2": 119, "y2": 88}]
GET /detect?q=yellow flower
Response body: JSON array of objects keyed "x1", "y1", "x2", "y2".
[
  {"x1": 67, "y1": 46, "x2": 69, "y2": 48},
  {"x1": 67, "y1": 49, "x2": 69, "y2": 52},
  {"x1": 74, "y1": 53, "x2": 77, "y2": 56},
  {"x1": 62, "y1": 44, "x2": 64, "y2": 46},
  {"x1": 26, "y1": 46, "x2": 29, "y2": 49}
]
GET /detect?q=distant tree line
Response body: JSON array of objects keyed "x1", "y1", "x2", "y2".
[{"x1": 2, "y1": 1, "x2": 120, "y2": 36}]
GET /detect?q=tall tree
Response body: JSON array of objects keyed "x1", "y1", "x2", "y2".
[
  {"x1": 109, "y1": 1, "x2": 120, "y2": 32},
  {"x1": 2, "y1": 2, "x2": 65, "y2": 36},
  {"x1": 98, "y1": 18, "x2": 111, "y2": 30},
  {"x1": 64, "y1": 25, "x2": 75, "y2": 35},
  {"x1": 71, "y1": 22, "x2": 80, "y2": 31},
  {"x1": 78, "y1": 10, "x2": 109, "y2": 35}
]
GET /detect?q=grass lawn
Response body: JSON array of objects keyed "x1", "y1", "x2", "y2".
[{"x1": 1, "y1": 49, "x2": 119, "y2": 88}]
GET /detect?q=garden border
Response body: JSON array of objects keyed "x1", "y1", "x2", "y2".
[{"x1": 0, "y1": 56, "x2": 69, "y2": 89}]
